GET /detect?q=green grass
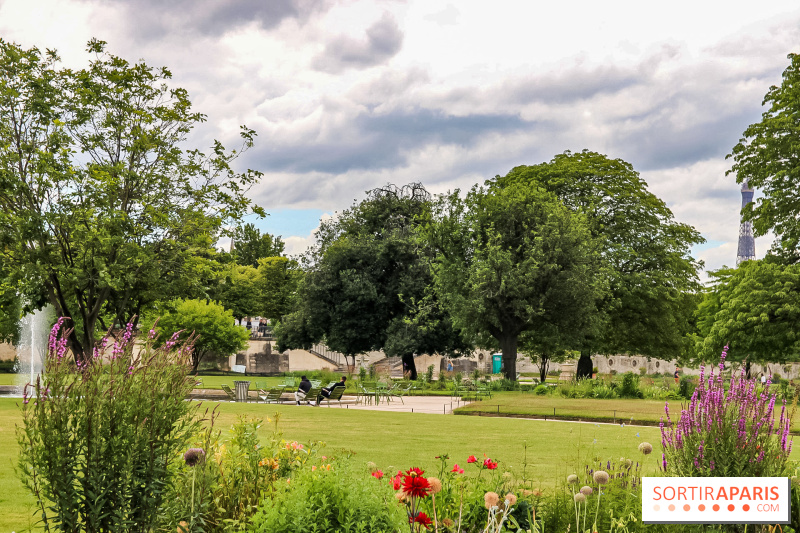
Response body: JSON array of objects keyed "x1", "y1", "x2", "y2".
[
  {"x1": 0, "y1": 373, "x2": 19, "y2": 386},
  {"x1": 3, "y1": 395, "x2": 800, "y2": 531},
  {"x1": 455, "y1": 394, "x2": 800, "y2": 432},
  {"x1": 0, "y1": 397, "x2": 670, "y2": 532}
]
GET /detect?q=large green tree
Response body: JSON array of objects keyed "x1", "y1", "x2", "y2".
[
  {"x1": 230, "y1": 223, "x2": 285, "y2": 267},
  {"x1": 493, "y1": 151, "x2": 704, "y2": 376},
  {"x1": 147, "y1": 298, "x2": 250, "y2": 372},
  {"x1": 425, "y1": 183, "x2": 607, "y2": 381},
  {"x1": 277, "y1": 184, "x2": 468, "y2": 378},
  {"x1": 0, "y1": 40, "x2": 262, "y2": 362},
  {"x1": 729, "y1": 53, "x2": 800, "y2": 260},
  {"x1": 696, "y1": 259, "x2": 800, "y2": 370}
]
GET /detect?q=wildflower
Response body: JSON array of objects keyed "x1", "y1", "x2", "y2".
[
  {"x1": 484, "y1": 492, "x2": 500, "y2": 509},
  {"x1": 593, "y1": 470, "x2": 609, "y2": 485},
  {"x1": 505, "y1": 493, "x2": 518, "y2": 506},
  {"x1": 391, "y1": 472, "x2": 403, "y2": 490},
  {"x1": 580, "y1": 486, "x2": 593, "y2": 496},
  {"x1": 467, "y1": 455, "x2": 477, "y2": 463},
  {"x1": 366, "y1": 461, "x2": 378, "y2": 472},
  {"x1": 442, "y1": 518, "x2": 454, "y2": 528},
  {"x1": 184, "y1": 448, "x2": 205, "y2": 467},
  {"x1": 638, "y1": 442, "x2": 653, "y2": 455},
  {"x1": 574, "y1": 492, "x2": 586, "y2": 503},
  {"x1": 483, "y1": 458, "x2": 498, "y2": 470},
  {"x1": 410, "y1": 512, "x2": 433, "y2": 529},
  {"x1": 452, "y1": 464, "x2": 464, "y2": 474},
  {"x1": 428, "y1": 477, "x2": 442, "y2": 494},
  {"x1": 372, "y1": 470, "x2": 384, "y2": 480},
  {"x1": 402, "y1": 471, "x2": 430, "y2": 498},
  {"x1": 567, "y1": 474, "x2": 578, "y2": 484}
]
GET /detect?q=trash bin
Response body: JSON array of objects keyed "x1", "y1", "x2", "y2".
[
  {"x1": 492, "y1": 354, "x2": 503, "y2": 374},
  {"x1": 233, "y1": 380, "x2": 251, "y2": 402}
]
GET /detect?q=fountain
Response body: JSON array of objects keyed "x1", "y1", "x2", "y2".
[{"x1": 16, "y1": 306, "x2": 53, "y2": 391}]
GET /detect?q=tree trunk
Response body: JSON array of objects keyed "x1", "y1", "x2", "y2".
[
  {"x1": 745, "y1": 360, "x2": 751, "y2": 380},
  {"x1": 576, "y1": 351, "x2": 593, "y2": 380},
  {"x1": 499, "y1": 335, "x2": 518, "y2": 381},
  {"x1": 539, "y1": 353, "x2": 550, "y2": 383},
  {"x1": 402, "y1": 353, "x2": 418, "y2": 380}
]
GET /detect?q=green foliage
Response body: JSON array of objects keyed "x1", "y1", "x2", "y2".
[
  {"x1": 695, "y1": 260, "x2": 800, "y2": 365},
  {"x1": 729, "y1": 52, "x2": 800, "y2": 257},
  {"x1": 213, "y1": 264, "x2": 263, "y2": 320},
  {"x1": 17, "y1": 319, "x2": 200, "y2": 532},
  {"x1": 279, "y1": 183, "x2": 468, "y2": 378},
  {"x1": 618, "y1": 372, "x2": 643, "y2": 399},
  {"x1": 230, "y1": 223, "x2": 285, "y2": 268},
  {"x1": 678, "y1": 376, "x2": 695, "y2": 400},
  {"x1": 0, "y1": 39, "x2": 263, "y2": 361},
  {"x1": 425, "y1": 364, "x2": 435, "y2": 383},
  {"x1": 534, "y1": 384, "x2": 549, "y2": 395},
  {"x1": 494, "y1": 151, "x2": 704, "y2": 362},
  {"x1": 257, "y1": 257, "x2": 303, "y2": 323},
  {"x1": 148, "y1": 299, "x2": 249, "y2": 372},
  {"x1": 426, "y1": 183, "x2": 606, "y2": 381},
  {"x1": 249, "y1": 461, "x2": 404, "y2": 533}
]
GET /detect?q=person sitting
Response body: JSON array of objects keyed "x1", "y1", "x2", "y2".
[
  {"x1": 295, "y1": 376, "x2": 312, "y2": 405},
  {"x1": 316, "y1": 376, "x2": 346, "y2": 406}
]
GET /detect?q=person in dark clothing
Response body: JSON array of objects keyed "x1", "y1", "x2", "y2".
[
  {"x1": 315, "y1": 376, "x2": 346, "y2": 406},
  {"x1": 295, "y1": 376, "x2": 312, "y2": 405}
]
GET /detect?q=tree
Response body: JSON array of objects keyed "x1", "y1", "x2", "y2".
[
  {"x1": 277, "y1": 184, "x2": 468, "y2": 378},
  {"x1": 729, "y1": 53, "x2": 800, "y2": 259},
  {"x1": 257, "y1": 256, "x2": 302, "y2": 323},
  {"x1": 695, "y1": 259, "x2": 800, "y2": 372},
  {"x1": 213, "y1": 263, "x2": 262, "y2": 320},
  {"x1": 425, "y1": 183, "x2": 607, "y2": 381},
  {"x1": 493, "y1": 151, "x2": 704, "y2": 376},
  {"x1": 148, "y1": 299, "x2": 249, "y2": 372},
  {"x1": 231, "y1": 223, "x2": 285, "y2": 267},
  {"x1": 0, "y1": 40, "x2": 263, "y2": 362}
]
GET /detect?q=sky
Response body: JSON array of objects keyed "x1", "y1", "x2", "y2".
[{"x1": 1, "y1": 0, "x2": 798, "y2": 278}]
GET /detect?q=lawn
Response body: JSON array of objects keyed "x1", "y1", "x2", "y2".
[
  {"x1": 456, "y1": 393, "x2": 800, "y2": 432},
  {"x1": 0, "y1": 397, "x2": 668, "y2": 532}
]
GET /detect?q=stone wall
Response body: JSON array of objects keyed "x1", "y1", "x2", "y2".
[{"x1": 0, "y1": 342, "x2": 15, "y2": 361}]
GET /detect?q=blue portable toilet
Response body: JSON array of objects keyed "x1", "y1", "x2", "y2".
[{"x1": 492, "y1": 354, "x2": 503, "y2": 374}]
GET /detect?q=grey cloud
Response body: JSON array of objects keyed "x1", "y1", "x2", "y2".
[
  {"x1": 248, "y1": 108, "x2": 532, "y2": 174},
  {"x1": 312, "y1": 12, "x2": 403, "y2": 73},
  {"x1": 98, "y1": 0, "x2": 329, "y2": 40},
  {"x1": 504, "y1": 64, "x2": 646, "y2": 105}
]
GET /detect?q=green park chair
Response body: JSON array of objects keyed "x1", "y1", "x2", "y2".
[
  {"x1": 258, "y1": 388, "x2": 285, "y2": 404},
  {"x1": 220, "y1": 384, "x2": 236, "y2": 402},
  {"x1": 319, "y1": 386, "x2": 346, "y2": 407}
]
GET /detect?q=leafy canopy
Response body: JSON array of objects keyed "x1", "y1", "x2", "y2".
[{"x1": 0, "y1": 39, "x2": 262, "y2": 360}]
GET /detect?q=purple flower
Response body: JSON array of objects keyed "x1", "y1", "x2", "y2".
[{"x1": 184, "y1": 448, "x2": 205, "y2": 467}]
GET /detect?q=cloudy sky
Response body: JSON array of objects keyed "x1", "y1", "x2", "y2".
[{"x1": 1, "y1": 0, "x2": 798, "y2": 278}]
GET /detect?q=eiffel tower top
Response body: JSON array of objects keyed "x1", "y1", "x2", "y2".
[{"x1": 736, "y1": 180, "x2": 756, "y2": 265}]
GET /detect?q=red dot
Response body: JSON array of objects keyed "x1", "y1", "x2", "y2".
[
  {"x1": 698, "y1": 504, "x2": 706, "y2": 511},
  {"x1": 713, "y1": 504, "x2": 720, "y2": 512},
  {"x1": 743, "y1": 504, "x2": 750, "y2": 512},
  {"x1": 728, "y1": 504, "x2": 735, "y2": 512},
  {"x1": 668, "y1": 504, "x2": 676, "y2": 511},
  {"x1": 683, "y1": 504, "x2": 691, "y2": 511}
]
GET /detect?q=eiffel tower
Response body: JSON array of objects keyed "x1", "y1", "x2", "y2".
[{"x1": 736, "y1": 180, "x2": 756, "y2": 265}]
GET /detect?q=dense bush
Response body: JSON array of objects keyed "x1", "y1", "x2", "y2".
[
  {"x1": 619, "y1": 372, "x2": 643, "y2": 398},
  {"x1": 249, "y1": 461, "x2": 403, "y2": 533},
  {"x1": 18, "y1": 319, "x2": 200, "y2": 532}
]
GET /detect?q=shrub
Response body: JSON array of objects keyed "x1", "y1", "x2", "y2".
[
  {"x1": 619, "y1": 372, "x2": 643, "y2": 398},
  {"x1": 425, "y1": 364, "x2": 435, "y2": 383},
  {"x1": 249, "y1": 461, "x2": 404, "y2": 533},
  {"x1": 534, "y1": 384, "x2": 549, "y2": 395},
  {"x1": 678, "y1": 375, "x2": 695, "y2": 399},
  {"x1": 17, "y1": 319, "x2": 200, "y2": 532},
  {"x1": 661, "y1": 347, "x2": 793, "y2": 477}
]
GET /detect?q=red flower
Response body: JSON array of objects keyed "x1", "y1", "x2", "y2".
[
  {"x1": 410, "y1": 512, "x2": 433, "y2": 529},
  {"x1": 452, "y1": 464, "x2": 464, "y2": 474},
  {"x1": 372, "y1": 470, "x2": 384, "y2": 479},
  {"x1": 483, "y1": 458, "x2": 498, "y2": 470},
  {"x1": 402, "y1": 472, "x2": 430, "y2": 498},
  {"x1": 467, "y1": 455, "x2": 477, "y2": 463},
  {"x1": 406, "y1": 467, "x2": 425, "y2": 476},
  {"x1": 392, "y1": 472, "x2": 403, "y2": 490}
]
